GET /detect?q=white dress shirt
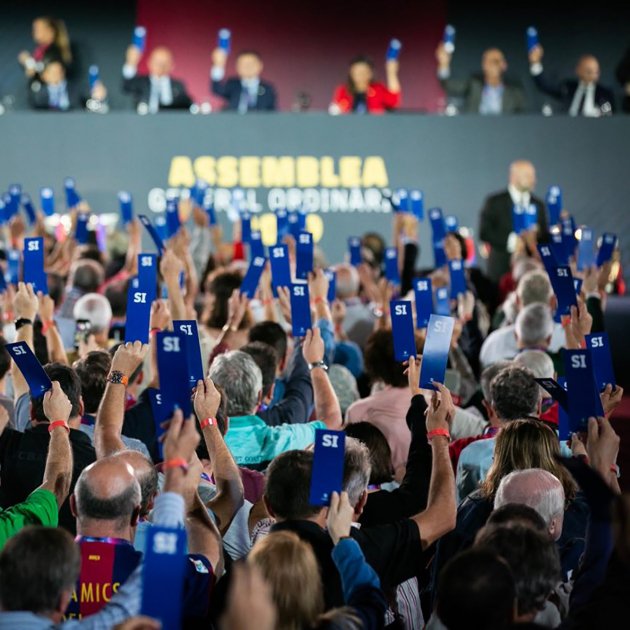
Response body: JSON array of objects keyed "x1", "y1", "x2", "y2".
[{"x1": 569, "y1": 82, "x2": 599, "y2": 117}]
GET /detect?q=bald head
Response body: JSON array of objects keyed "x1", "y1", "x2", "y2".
[
  {"x1": 509, "y1": 160, "x2": 536, "y2": 193},
  {"x1": 494, "y1": 468, "x2": 565, "y2": 540},
  {"x1": 576, "y1": 55, "x2": 600, "y2": 85},
  {"x1": 148, "y1": 46, "x2": 174, "y2": 78},
  {"x1": 111, "y1": 450, "x2": 158, "y2": 517},
  {"x1": 335, "y1": 263, "x2": 360, "y2": 299}
]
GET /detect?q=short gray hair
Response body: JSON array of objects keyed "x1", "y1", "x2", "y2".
[
  {"x1": 209, "y1": 350, "x2": 263, "y2": 415},
  {"x1": 73, "y1": 293, "x2": 112, "y2": 333},
  {"x1": 515, "y1": 303, "x2": 554, "y2": 347},
  {"x1": 517, "y1": 270, "x2": 553, "y2": 307},
  {"x1": 335, "y1": 263, "x2": 360, "y2": 299},
  {"x1": 494, "y1": 468, "x2": 565, "y2": 527},
  {"x1": 514, "y1": 350, "x2": 555, "y2": 380},
  {"x1": 480, "y1": 361, "x2": 511, "y2": 401},
  {"x1": 343, "y1": 437, "x2": 371, "y2": 507}
]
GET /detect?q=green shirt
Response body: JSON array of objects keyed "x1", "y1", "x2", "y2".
[
  {"x1": 225, "y1": 414, "x2": 326, "y2": 466},
  {"x1": 0, "y1": 488, "x2": 58, "y2": 549}
]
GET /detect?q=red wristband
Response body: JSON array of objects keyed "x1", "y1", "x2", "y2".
[
  {"x1": 149, "y1": 327, "x2": 161, "y2": 337},
  {"x1": 41, "y1": 320, "x2": 55, "y2": 335},
  {"x1": 427, "y1": 428, "x2": 450, "y2": 442},
  {"x1": 199, "y1": 417, "x2": 215, "y2": 430},
  {"x1": 48, "y1": 420, "x2": 70, "y2": 434},
  {"x1": 313, "y1": 296, "x2": 326, "y2": 305},
  {"x1": 163, "y1": 457, "x2": 189, "y2": 472}
]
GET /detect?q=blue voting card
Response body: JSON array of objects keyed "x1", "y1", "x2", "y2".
[
  {"x1": 141, "y1": 526, "x2": 187, "y2": 630},
  {"x1": 435, "y1": 286, "x2": 450, "y2": 316},
  {"x1": 88, "y1": 65, "x2": 99, "y2": 90},
  {"x1": 156, "y1": 330, "x2": 192, "y2": 417},
  {"x1": 250, "y1": 231, "x2": 265, "y2": 259},
  {"x1": 574, "y1": 278, "x2": 583, "y2": 296},
  {"x1": 173, "y1": 320, "x2": 205, "y2": 389},
  {"x1": 550, "y1": 232, "x2": 569, "y2": 266},
  {"x1": 585, "y1": 332, "x2": 616, "y2": 391},
  {"x1": 241, "y1": 213, "x2": 252, "y2": 243},
  {"x1": 218, "y1": 27, "x2": 231, "y2": 52},
  {"x1": 390, "y1": 300, "x2": 416, "y2": 362},
  {"x1": 348, "y1": 237, "x2": 361, "y2": 266},
  {"x1": 147, "y1": 388, "x2": 169, "y2": 459},
  {"x1": 445, "y1": 215, "x2": 458, "y2": 233},
  {"x1": 443, "y1": 24, "x2": 456, "y2": 52},
  {"x1": 2, "y1": 193, "x2": 16, "y2": 222},
  {"x1": 563, "y1": 349, "x2": 604, "y2": 432},
  {"x1": 7, "y1": 250, "x2": 19, "y2": 285},
  {"x1": 429, "y1": 208, "x2": 447, "y2": 243},
  {"x1": 576, "y1": 227, "x2": 595, "y2": 271},
  {"x1": 8, "y1": 185, "x2": 21, "y2": 217},
  {"x1": 448, "y1": 259, "x2": 466, "y2": 298},
  {"x1": 270, "y1": 243, "x2": 291, "y2": 291},
  {"x1": 21, "y1": 194, "x2": 37, "y2": 225},
  {"x1": 549, "y1": 266, "x2": 577, "y2": 317},
  {"x1": 394, "y1": 189, "x2": 409, "y2": 212},
  {"x1": 290, "y1": 283, "x2": 311, "y2": 337},
  {"x1": 557, "y1": 377, "x2": 570, "y2": 441},
  {"x1": 309, "y1": 429, "x2": 346, "y2": 506},
  {"x1": 138, "y1": 254, "x2": 158, "y2": 298},
  {"x1": 596, "y1": 233, "x2": 617, "y2": 267},
  {"x1": 512, "y1": 205, "x2": 525, "y2": 234},
  {"x1": 75, "y1": 213, "x2": 89, "y2": 245},
  {"x1": 165, "y1": 198, "x2": 180, "y2": 238},
  {"x1": 23, "y1": 237, "x2": 47, "y2": 295},
  {"x1": 0, "y1": 198, "x2": 7, "y2": 225},
  {"x1": 5, "y1": 342, "x2": 52, "y2": 398},
  {"x1": 288, "y1": 211, "x2": 306, "y2": 238},
  {"x1": 0, "y1": 270, "x2": 5, "y2": 294},
  {"x1": 138, "y1": 215, "x2": 166, "y2": 255},
  {"x1": 526, "y1": 26, "x2": 539, "y2": 52},
  {"x1": 154, "y1": 216, "x2": 168, "y2": 243},
  {"x1": 296, "y1": 231, "x2": 314, "y2": 280},
  {"x1": 125, "y1": 277, "x2": 153, "y2": 344},
  {"x1": 409, "y1": 190, "x2": 424, "y2": 219},
  {"x1": 276, "y1": 209, "x2": 289, "y2": 239},
  {"x1": 118, "y1": 191, "x2": 133, "y2": 224},
  {"x1": 384, "y1": 247, "x2": 400, "y2": 285},
  {"x1": 64, "y1": 177, "x2": 81, "y2": 209},
  {"x1": 386, "y1": 38, "x2": 402, "y2": 61},
  {"x1": 192, "y1": 179, "x2": 208, "y2": 207},
  {"x1": 240, "y1": 255, "x2": 266, "y2": 299},
  {"x1": 414, "y1": 278, "x2": 433, "y2": 329},
  {"x1": 524, "y1": 204, "x2": 538, "y2": 230},
  {"x1": 132, "y1": 25, "x2": 147, "y2": 52},
  {"x1": 433, "y1": 239, "x2": 447, "y2": 269},
  {"x1": 204, "y1": 198, "x2": 217, "y2": 226},
  {"x1": 537, "y1": 243, "x2": 558, "y2": 275},
  {"x1": 535, "y1": 378, "x2": 569, "y2": 412},
  {"x1": 546, "y1": 186, "x2": 562, "y2": 226},
  {"x1": 419, "y1": 314, "x2": 455, "y2": 390},
  {"x1": 40, "y1": 187, "x2": 55, "y2": 216},
  {"x1": 561, "y1": 218, "x2": 576, "y2": 261},
  {"x1": 324, "y1": 268, "x2": 336, "y2": 303}
]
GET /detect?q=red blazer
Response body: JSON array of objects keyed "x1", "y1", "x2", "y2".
[{"x1": 332, "y1": 82, "x2": 401, "y2": 114}]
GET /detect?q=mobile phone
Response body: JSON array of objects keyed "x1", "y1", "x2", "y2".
[{"x1": 74, "y1": 319, "x2": 92, "y2": 350}]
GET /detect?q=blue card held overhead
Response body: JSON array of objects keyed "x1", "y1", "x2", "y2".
[
  {"x1": 534, "y1": 377, "x2": 569, "y2": 412},
  {"x1": 386, "y1": 38, "x2": 402, "y2": 61},
  {"x1": 132, "y1": 25, "x2": 147, "y2": 52},
  {"x1": 125, "y1": 277, "x2": 154, "y2": 345},
  {"x1": 414, "y1": 278, "x2": 433, "y2": 329},
  {"x1": 574, "y1": 278, "x2": 583, "y2": 296},
  {"x1": 526, "y1": 26, "x2": 539, "y2": 52},
  {"x1": 138, "y1": 253, "x2": 158, "y2": 294},
  {"x1": 433, "y1": 239, "x2": 447, "y2": 268},
  {"x1": 250, "y1": 231, "x2": 265, "y2": 259},
  {"x1": 218, "y1": 28, "x2": 231, "y2": 53},
  {"x1": 21, "y1": 194, "x2": 37, "y2": 225},
  {"x1": 296, "y1": 231, "x2": 314, "y2": 280},
  {"x1": 203, "y1": 198, "x2": 217, "y2": 226},
  {"x1": 8, "y1": 185, "x2": 21, "y2": 216},
  {"x1": 563, "y1": 349, "x2": 604, "y2": 432},
  {"x1": 88, "y1": 65, "x2": 99, "y2": 90},
  {"x1": 270, "y1": 244, "x2": 291, "y2": 290},
  {"x1": 23, "y1": 237, "x2": 47, "y2": 295},
  {"x1": 549, "y1": 266, "x2": 577, "y2": 317},
  {"x1": 118, "y1": 191, "x2": 133, "y2": 224},
  {"x1": 147, "y1": 388, "x2": 169, "y2": 459},
  {"x1": 173, "y1": 320, "x2": 205, "y2": 388},
  {"x1": 241, "y1": 212, "x2": 252, "y2": 243},
  {"x1": 429, "y1": 207, "x2": 447, "y2": 243},
  {"x1": 524, "y1": 204, "x2": 538, "y2": 230},
  {"x1": 448, "y1": 259, "x2": 466, "y2": 298},
  {"x1": 444, "y1": 215, "x2": 458, "y2": 233},
  {"x1": 75, "y1": 213, "x2": 89, "y2": 245},
  {"x1": 390, "y1": 300, "x2": 416, "y2": 362},
  {"x1": 348, "y1": 237, "x2": 361, "y2": 266},
  {"x1": 138, "y1": 214, "x2": 166, "y2": 255},
  {"x1": 240, "y1": 255, "x2": 266, "y2": 299},
  {"x1": 290, "y1": 283, "x2": 311, "y2": 337},
  {"x1": 512, "y1": 205, "x2": 525, "y2": 234},
  {"x1": 156, "y1": 330, "x2": 192, "y2": 417},
  {"x1": 443, "y1": 24, "x2": 456, "y2": 53},
  {"x1": 419, "y1": 314, "x2": 455, "y2": 390},
  {"x1": 546, "y1": 186, "x2": 562, "y2": 226},
  {"x1": 576, "y1": 227, "x2": 595, "y2": 271},
  {"x1": 276, "y1": 209, "x2": 289, "y2": 239},
  {"x1": 40, "y1": 187, "x2": 55, "y2": 216},
  {"x1": 394, "y1": 188, "x2": 409, "y2": 212},
  {"x1": 435, "y1": 286, "x2": 450, "y2": 316},
  {"x1": 324, "y1": 268, "x2": 336, "y2": 303},
  {"x1": 384, "y1": 247, "x2": 400, "y2": 284},
  {"x1": 7, "y1": 250, "x2": 20, "y2": 285},
  {"x1": 309, "y1": 429, "x2": 346, "y2": 506},
  {"x1": 165, "y1": 198, "x2": 180, "y2": 238},
  {"x1": 288, "y1": 211, "x2": 306, "y2": 238},
  {"x1": 141, "y1": 526, "x2": 187, "y2": 630},
  {"x1": 557, "y1": 377, "x2": 570, "y2": 441},
  {"x1": 409, "y1": 189, "x2": 424, "y2": 219},
  {"x1": 585, "y1": 332, "x2": 616, "y2": 391},
  {"x1": 596, "y1": 233, "x2": 617, "y2": 267},
  {"x1": 549, "y1": 233, "x2": 569, "y2": 266},
  {"x1": 561, "y1": 217, "x2": 576, "y2": 261},
  {"x1": 5, "y1": 341, "x2": 52, "y2": 398},
  {"x1": 64, "y1": 177, "x2": 81, "y2": 209}
]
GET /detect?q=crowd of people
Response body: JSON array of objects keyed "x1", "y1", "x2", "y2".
[
  {"x1": 0, "y1": 152, "x2": 626, "y2": 630},
  {"x1": 14, "y1": 15, "x2": 630, "y2": 114}
]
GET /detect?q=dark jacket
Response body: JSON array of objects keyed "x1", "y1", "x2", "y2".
[
  {"x1": 615, "y1": 47, "x2": 630, "y2": 114},
  {"x1": 440, "y1": 74, "x2": 527, "y2": 114},
  {"x1": 122, "y1": 74, "x2": 193, "y2": 110},
  {"x1": 27, "y1": 79, "x2": 82, "y2": 111},
  {"x1": 532, "y1": 71, "x2": 615, "y2": 114},
  {"x1": 211, "y1": 77, "x2": 277, "y2": 111}
]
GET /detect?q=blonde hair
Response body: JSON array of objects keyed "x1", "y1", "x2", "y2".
[
  {"x1": 481, "y1": 419, "x2": 577, "y2": 501},
  {"x1": 248, "y1": 531, "x2": 324, "y2": 630},
  {"x1": 38, "y1": 16, "x2": 72, "y2": 65}
]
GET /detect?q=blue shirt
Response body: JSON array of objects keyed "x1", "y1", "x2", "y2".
[{"x1": 479, "y1": 84, "x2": 504, "y2": 115}]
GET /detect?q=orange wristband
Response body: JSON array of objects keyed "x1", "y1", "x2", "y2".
[
  {"x1": 199, "y1": 417, "x2": 215, "y2": 430},
  {"x1": 313, "y1": 296, "x2": 326, "y2": 305},
  {"x1": 163, "y1": 457, "x2": 189, "y2": 472},
  {"x1": 149, "y1": 328, "x2": 161, "y2": 337},
  {"x1": 427, "y1": 428, "x2": 450, "y2": 442},
  {"x1": 41, "y1": 320, "x2": 55, "y2": 335},
  {"x1": 48, "y1": 420, "x2": 70, "y2": 434}
]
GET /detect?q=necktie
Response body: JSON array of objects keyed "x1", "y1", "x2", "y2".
[{"x1": 569, "y1": 84, "x2": 586, "y2": 117}]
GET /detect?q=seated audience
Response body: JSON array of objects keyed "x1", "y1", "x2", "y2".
[{"x1": 18, "y1": 16, "x2": 73, "y2": 79}]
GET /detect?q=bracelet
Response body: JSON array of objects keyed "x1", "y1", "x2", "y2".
[
  {"x1": 222, "y1": 322, "x2": 238, "y2": 333},
  {"x1": 41, "y1": 320, "x2": 55, "y2": 335},
  {"x1": 262, "y1": 298, "x2": 273, "y2": 306},
  {"x1": 427, "y1": 428, "x2": 450, "y2": 442},
  {"x1": 308, "y1": 360, "x2": 328, "y2": 372},
  {"x1": 48, "y1": 420, "x2": 70, "y2": 434},
  {"x1": 313, "y1": 296, "x2": 326, "y2": 305},
  {"x1": 199, "y1": 417, "x2": 215, "y2": 430},
  {"x1": 611, "y1": 464, "x2": 620, "y2": 478},
  {"x1": 149, "y1": 327, "x2": 161, "y2": 337},
  {"x1": 163, "y1": 457, "x2": 189, "y2": 473},
  {"x1": 15, "y1": 318, "x2": 33, "y2": 330}
]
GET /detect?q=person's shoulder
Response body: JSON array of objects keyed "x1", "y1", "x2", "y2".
[
  {"x1": 485, "y1": 189, "x2": 511, "y2": 203},
  {"x1": 459, "y1": 435, "x2": 494, "y2": 461}
]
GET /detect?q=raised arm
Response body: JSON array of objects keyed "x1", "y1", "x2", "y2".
[
  {"x1": 38, "y1": 293, "x2": 68, "y2": 365},
  {"x1": 10, "y1": 282, "x2": 39, "y2": 402},
  {"x1": 160, "y1": 248, "x2": 187, "y2": 322}
]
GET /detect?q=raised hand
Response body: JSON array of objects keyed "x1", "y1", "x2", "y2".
[
  {"x1": 43, "y1": 381, "x2": 72, "y2": 423},
  {"x1": 193, "y1": 378, "x2": 222, "y2": 423},
  {"x1": 326, "y1": 491, "x2": 354, "y2": 545},
  {"x1": 111, "y1": 341, "x2": 149, "y2": 377}
]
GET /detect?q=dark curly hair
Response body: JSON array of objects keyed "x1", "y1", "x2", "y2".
[
  {"x1": 490, "y1": 366, "x2": 539, "y2": 421},
  {"x1": 364, "y1": 328, "x2": 423, "y2": 388}
]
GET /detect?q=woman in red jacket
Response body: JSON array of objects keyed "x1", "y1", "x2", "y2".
[{"x1": 330, "y1": 55, "x2": 401, "y2": 114}]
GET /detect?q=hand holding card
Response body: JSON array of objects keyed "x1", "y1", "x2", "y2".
[
  {"x1": 419, "y1": 315, "x2": 455, "y2": 390},
  {"x1": 309, "y1": 429, "x2": 345, "y2": 506},
  {"x1": 5, "y1": 341, "x2": 52, "y2": 398}
]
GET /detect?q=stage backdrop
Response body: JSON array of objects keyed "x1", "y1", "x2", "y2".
[{"x1": 1, "y1": 113, "x2": 629, "y2": 271}]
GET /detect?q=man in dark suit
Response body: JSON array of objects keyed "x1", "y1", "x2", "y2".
[
  {"x1": 479, "y1": 161, "x2": 549, "y2": 284},
  {"x1": 122, "y1": 45, "x2": 192, "y2": 113},
  {"x1": 435, "y1": 45, "x2": 526, "y2": 114},
  {"x1": 210, "y1": 49, "x2": 277, "y2": 112},
  {"x1": 529, "y1": 46, "x2": 615, "y2": 116}
]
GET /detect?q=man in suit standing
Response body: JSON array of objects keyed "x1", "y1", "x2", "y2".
[
  {"x1": 479, "y1": 161, "x2": 548, "y2": 284},
  {"x1": 529, "y1": 46, "x2": 615, "y2": 116},
  {"x1": 210, "y1": 49, "x2": 277, "y2": 112},
  {"x1": 435, "y1": 45, "x2": 526, "y2": 114},
  {"x1": 122, "y1": 45, "x2": 192, "y2": 113}
]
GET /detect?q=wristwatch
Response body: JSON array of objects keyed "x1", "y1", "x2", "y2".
[
  {"x1": 107, "y1": 370, "x2": 129, "y2": 386},
  {"x1": 308, "y1": 360, "x2": 328, "y2": 372}
]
